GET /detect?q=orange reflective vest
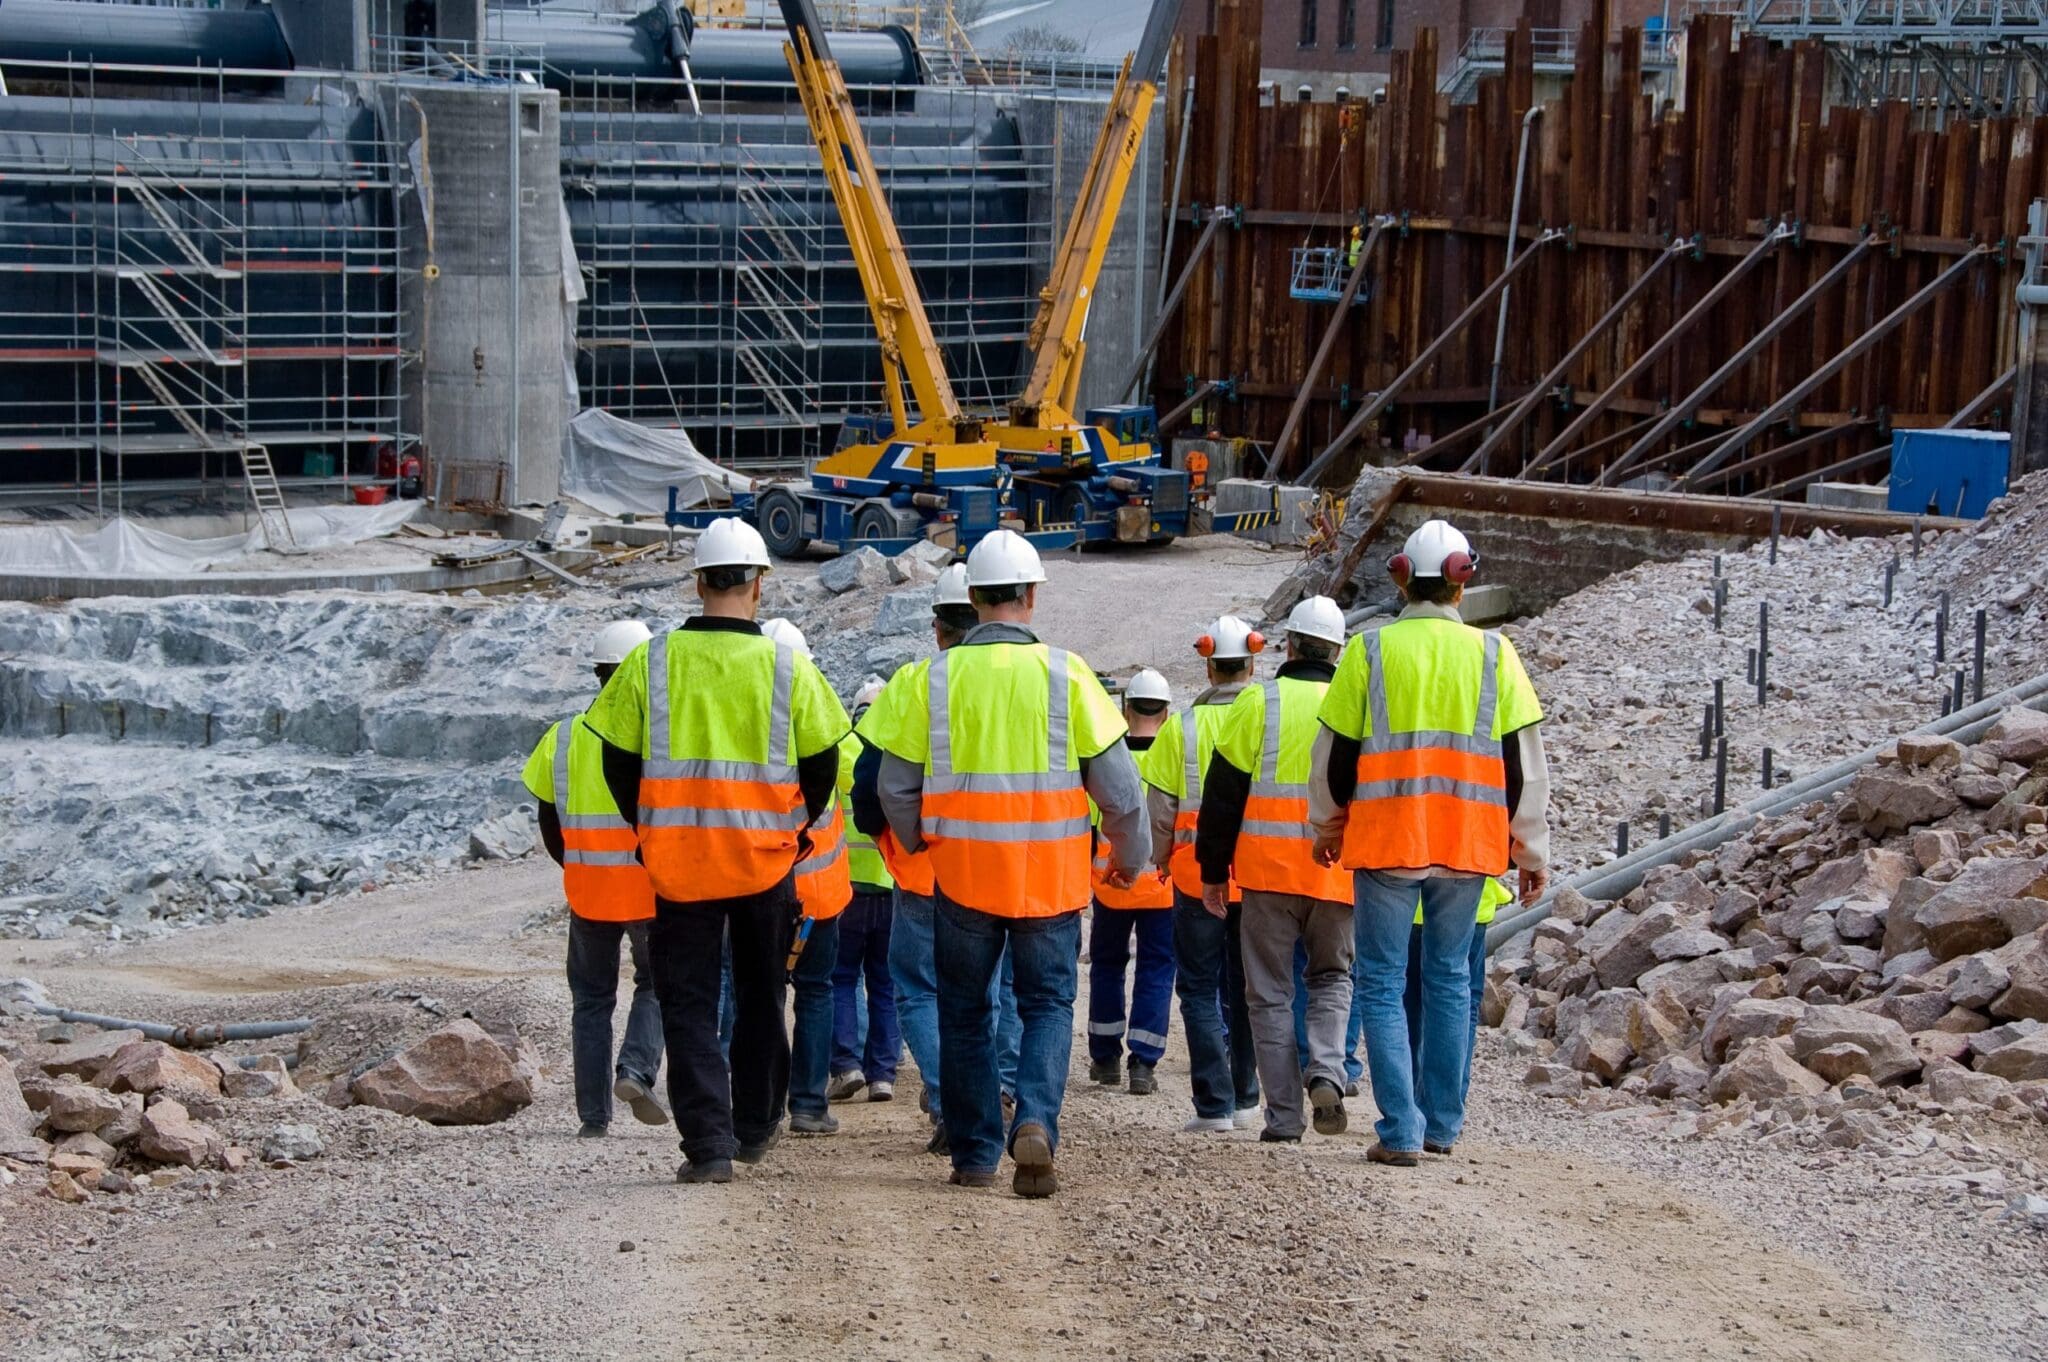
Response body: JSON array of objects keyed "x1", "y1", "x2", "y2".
[
  {"x1": 879, "y1": 825, "x2": 936, "y2": 898},
  {"x1": 794, "y1": 800, "x2": 852, "y2": 920},
  {"x1": 1343, "y1": 629, "x2": 1511, "y2": 876},
  {"x1": 553, "y1": 715, "x2": 656, "y2": 923},
  {"x1": 1232, "y1": 680, "x2": 1351, "y2": 905},
  {"x1": 639, "y1": 632, "x2": 807, "y2": 901},
  {"x1": 1168, "y1": 698, "x2": 1242, "y2": 902},
  {"x1": 1092, "y1": 831, "x2": 1172, "y2": 909}
]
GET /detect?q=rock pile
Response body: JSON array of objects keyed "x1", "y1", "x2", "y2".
[{"x1": 1497, "y1": 704, "x2": 2048, "y2": 1176}]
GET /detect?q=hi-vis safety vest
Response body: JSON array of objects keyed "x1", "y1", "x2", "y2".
[
  {"x1": 524, "y1": 715, "x2": 654, "y2": 923},
  {"x1": 1143, "y1": 694, "x2": 1243, "y2": 901},
  {"x1": 794, "y1": 798, "x2": 852, "y2": 919},
  {"x1": 1413, "y1": 875, "x2": 1513, "y2": 927},
  {"x1": 855, "y1": 663, "x2": 937, "y2": 900},
  {"x1": 838, "y1": 732, "x2": 893, "y2": 892},
  {"x1": 1215, "y1": 678, "x2": 1350, "y2": 905},
  {"x1": 1091, "y1": 796, "x2": 1171, "y2": 909},
  {"x1": 1319, "y1": 616, "x2": 1543, "y2": 877}
]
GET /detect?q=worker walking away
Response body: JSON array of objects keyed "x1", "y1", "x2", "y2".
[
  {"x1": 1144, "y1": 616, "x2": 1262, "y2": 1135},
  {"x1": 524, "y1": 618, "x2": 667, "y2": 1139},
  {"x1": 1087, "y1": 668, "x2": 1177, "y2": 1097},
  {"x1": 1311, "y1": 520, "x2": 1549, "y2": 1167},
  {"x1": 827, "y1": 675, "x2": 902, "y2": 1106},
  {"x1": 1403, "y1": 875, "x2": 1514, "y2": 1136},
  {"x1": 761, "y1": 618, "x2": 853, "y2": 1137},
  {"x1": 583, "y1": 519, "x2": 849, "y2": 1185},
  {"x1": 861, "y1": 531, "x2": 1145, "y2": 1197},
  {"x1": 1195, "y1": 596, "x2": 1355, "y2": 1144}
]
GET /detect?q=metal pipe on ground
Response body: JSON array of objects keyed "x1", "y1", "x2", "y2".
[
  {"x1": 1486, "y1": 666, "x2": 2048, "y2": 952},
  {"x1": 32, "y1": 1004, "x2": 315, "y2": 1050}
]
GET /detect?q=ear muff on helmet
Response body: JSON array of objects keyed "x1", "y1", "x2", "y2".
[
  {"x1": 1387, "y1": 552, "x2": 1413, "y2": 586},
  {"x1": 1194, "y1": 634, "x2": 1216, "y2": 657},
  {"x1": 1443, "y1": 551, "x2": 1477, "y2": 585},
  {"x1": 1245, "y1": 631, "x2": 1266, "y2": 654}
]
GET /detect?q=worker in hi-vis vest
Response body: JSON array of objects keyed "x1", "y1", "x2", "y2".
[
  {"x1": 1141, "y1": 615, "x2": 1262, "y2": 1136},
  {"x1": 524, "y1": 618, "x2": 668, "y2": 1139},
  {"x1": 825, "y1": 674, "x2": 902, "y2": 1110},
  {"x1": 1310, "y1": 519, "x2": 1549, "y2": 1167},
  {"x1": 1193, "y1": 595, "x2": 1356, "y2": 1145},
  {"x1": 583, "y1": 518, "x2": 849, "y2": 1186},
  {"x1": 1086, "y1": 668, "x2": 1177, "y2": 1098},
  {"x1": 860, "y1": 531, "x2": 1147, "y2": 1199}
]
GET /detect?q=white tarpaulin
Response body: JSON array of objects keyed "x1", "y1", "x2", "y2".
[
  {"x1": 561, "y1": 408, "x2": 746, "y2": 518},
  {"x1": 0, "y1": 501, "x2": 421, "y2": 576}
]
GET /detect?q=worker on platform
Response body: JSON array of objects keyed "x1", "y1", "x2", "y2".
[
  {"x1": 860, "y1": 531, "x2": 1146, "y2": 1197},
  {"x1": 1311, "y1": 519, "x2": 1549, "y2": 1166},
  {"x1": 583, "y1": 518, "x2": 849, "y2": 1185},
  {"x1": 759, "y1": 617, "x2": 854, "y2": 1138},
  {"x1": 524, "y1": 618, "x2": 668, "y2": 1139},
  {"x1": 826, "y1": 674, "x2": 902, "y2": 1107},
  {"x1": 1087, "y1": 668, "x2": 1177, "y2": 1097},
  {"x1": 1346, "y1": 222, "x2": 1364, "y2": 271},
  {"x1": 1144, "y1": 616, "x2": 1263, "y2": 1135},
  {"x1": 1194, "y1": 596, "x2": 1356, "y2": 1144}
]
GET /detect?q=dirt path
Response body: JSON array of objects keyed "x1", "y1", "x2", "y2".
[{"x1": 0, "y1": 868, "x2": 1998, "y2": 1361}]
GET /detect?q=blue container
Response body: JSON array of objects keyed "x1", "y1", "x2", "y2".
[{"x1": 1888, "y1": 429, "x2": 2010, "y2": 519}]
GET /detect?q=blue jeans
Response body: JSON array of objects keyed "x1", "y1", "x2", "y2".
[
  {"x1": 832, "y1": 890, "x2": 900, "y2": 1084},
  {"x1": 1171, "y1": 894, "x2": 1260, "y2": 1119},
  {"x1": 1087, "y1": 904, "x2": 1176, "y2": 1066},
  {"x1": 1403, "y1": 919, "x2": 1489, "y2": 1099},
  {"x1": 1354, "y1": 871, "x2": 1482, "y2": 1151},
  {"x1": 1292, "y1": 940, "x2": 1365, "y2": 1084},
  {"x1": 787, "y1": 915, "x2": 841, "y2": 1118},
  {"x1": 565, "y1": 915, "x2": 665, "y2": 1129},
  {"x1": 890, "y1": 892, "x2": 943, "y2": 1115},
  {"x1": 934, "y1": 895, "x2": 1080, "y2": 1176}
]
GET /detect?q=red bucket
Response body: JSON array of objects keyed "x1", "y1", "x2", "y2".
[{"x1": 353, "y1": 485, "x2": 389, "y2": 506}]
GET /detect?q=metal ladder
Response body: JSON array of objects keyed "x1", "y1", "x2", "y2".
[
  {"x1": 734, "y1": 345, "x2": 805, "y2": 424},
  {"x1": 123, "y1": 270, "x2": 236, "y2": 365},
  {"x1": 238, "y1": 444, "x2": 302, "y2": 554},
  {"x1": 734, "y1": 180, "x2": 806, "y2": 269},
  {"x1": 735, "y1": 264, "x2": 807, "y2": 345}
]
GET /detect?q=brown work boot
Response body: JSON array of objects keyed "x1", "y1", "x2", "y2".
[
  {"x1": 947, "y1": 1168, "x2": 997, "y2": 1189},
  {"x1": 1366, "y1": 1141, "x2": 1420, "y2": 1168},
  {"x1": 1010, "y1": 1122, "x2": 1057, "y2": 1198}
]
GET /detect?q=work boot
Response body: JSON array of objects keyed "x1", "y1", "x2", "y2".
[
  {"x1": 790, "y1": 1111, "x2": 839, "y2": 1135},
  {"x1": 1423, "y1": 1140, "x2": 1455, "y2": 1156},
  {"x1": 1366, "y1": 1141, "x2": 1420, "y2": 1168},
  {"x1": 1088, "y1": 1057, "x2": 1121, "y2": 1086},
  {"x1": 1126, "y1": 1061, "x2": 1158, "y2": 1096},
  {"x1": 826, "y1": 1071, "x2": 867, "y2": 1103},
  {"x1": 676, "y1": 1158, "x2": 733, "y2": 1185},
  {"x1": 734, "y1": 1129, "x2": 782, "y2": 1165},
  {"x1": 576, "y1": 1122, "x2": 607, "y2": 1139},
  {"x1": 868, "y1": 1081, "x2": 895, "y2": 1103},
  {"x1": 1308, "y1": 1078, "x2": 1348, "y2": 1136},
  {"x1": 1344, "y1": 1079, "x2": 1361, "y2": 1099},
  {"x1": 1010, "y1": 1122, "x2": 1056, "y2": 1199},
  {"x1": 613, "y1": 1074, "x2": 668, "y2": 1127},
  {"x1": 925, "y1": 1121, "x2": 951, "y2": 1158},
  {"x1": 947, "y1": 1168, "x2": 997, "y2": 1189},
  {"x1": 1258, "y1": 1129, "x2": 1302, "y2": 1144}
]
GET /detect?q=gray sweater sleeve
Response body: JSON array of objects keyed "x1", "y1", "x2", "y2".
[
  {"x1": 1084, "y1": 738, "x2": 1151, "y2": 876},
  {"x1": 878, "y1": 751, "x2": 927, "y2": 853}
]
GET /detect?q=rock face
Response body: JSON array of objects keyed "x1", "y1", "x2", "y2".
[
  {"x1": 1706, "y1": 1039, "x2": 1828, "y2": 1104},
  {"x1": 94, "y1": 1041, "x2": 223, "y2": 1097},
  {"x1": 349, "y1": 1019, "x2": 533, "y2": 1125},
  {"x1": 136, "y1": 1098, "x2": 223, "y2": 1168}
]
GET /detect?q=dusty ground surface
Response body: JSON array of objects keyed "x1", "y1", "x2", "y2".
[{"x1": 4, "y1": 860, "x2": 2043, "y2": 1362}]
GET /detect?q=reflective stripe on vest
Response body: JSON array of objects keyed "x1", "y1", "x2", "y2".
[
  {"x1": 554, "y1": 716, "x2": 655, "y2": 922},
  {"x1": 795, "y1": 800, "x2": 853, "y2": 919},
  {"x1": 1232, "y1": 680, "x2": 1351, "y2": 904},
  {"x1": 1168, "y1": 697, "x2": 1241, "y2": 901},
  {"x1": 637, "y1": 630, "x2": 805, "y2": 901},
  {"x1": 1342, "y1": 628, "x2": 1510, "y2": 876},
  {"x1": 921, "y1": 646, "x2": 1091, "y2": 917}
]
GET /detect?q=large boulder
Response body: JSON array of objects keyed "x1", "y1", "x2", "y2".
[
  {"x1": 1788, "y1": 1006, "x2": 1921, "y2": 1085},
  {"x1": 1883, "y1": 878, "x2": 1941, "y2": 960},
  {"x1": 466, "y1": 810, "x2": 536, "y2": 862},
  {"x1": 136, "y1": 1098, "x2": 223, "y2": 1168},
  {"x1": 349, "y1": 1019, "x2": 533, "y2": 1126},
  {"x1": 1847, "y1": 770, "x2": 1960, "y2": 836},
  {"x1": 1583, "y1": 903, "x2": 1683, "y2": 990},
  {"x1": 1797, "y1": 849, "x2": 1915, "y2": 913},
  {"x1": 1706, "y1": 1039, "x2": 1828, "y2": 1105},
  {"x1": 1991, "y1": 933, "x2": 2048, "y2": 1022},
  {"x1": 872, "y1": 586, "x2": 937, "y2": 636},
  {"x1": 1982, "y1": 707, "x2": 2048, "y2": 765},
  {"x1": 0, "y1": 1057, "x2": 47, "y2": 1164},
  {"x1": 817, "y1": 546, "x2": 890, "y2": 595},
  {"x1": 94, "y1": 1041, "x2": 223, "y2": 1097},
  {"x1": 1946, "y1": 953, "x2": 2010, "y2": 1011},
  {"x1": 1913, "y1": 856, "x2": 2048, "y2": 960},
  {"x1": 1704, "y1": 996, "x2": 1807, "y2": 1064},
  {"x1": 1896, "y1": 734, "x2": 1964, "y2": 772},
  {"x1": 1976, "y1": 1031, "x2": 2048, "y2": 1082},
  {"x1": 1563, "y1": 990, "x2": 1640, "y2": 1082},
  {"x1": 34, "y1": 1028, "x2": 146, "y2": 1082},
  {"x1": 219, "y1": 1054, "x2": 299, "y2": 1100},
  {"x1": 40, "y1": 1081, "x2": 127, "y2": 1134}
]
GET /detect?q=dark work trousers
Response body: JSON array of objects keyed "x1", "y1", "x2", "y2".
[
  {"x1": 648, "y1": 875, "x2": 797, "y2": 1166},
  {"x1": 1171, "y1": 893, "x2": 1260, "y2": 1119},
  {"x1": 565, "y1": 914, "x2": 664, "y2": 1129}
]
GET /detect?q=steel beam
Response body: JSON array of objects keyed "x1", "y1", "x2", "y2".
[
  {"x1": 1116, "y1": 208, "x2": 1231, "y2": 403},
  {"x1": 1159, "y1": 378, "x2": 1221, "y2": 433},
  {"x1": 1261, "y1": 215, "x2": 1393, "y2": 477},
  {"x1": 1686, "y1": 420, "x2": 1874, "y2": 493},
  {"x1": 1755, "y1": 444, "x2": 1895, "y2": 501},
  {"x1": 1942, "y1": 361, "x2": 2018, "y2": 428}
]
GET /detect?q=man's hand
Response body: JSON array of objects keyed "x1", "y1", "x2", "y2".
[
  {"x1": 1103, "y1": 867, "x2": 1138, "y2": 891},
  {"x1": 1200, "y1": 883, "x2": 1229, "y2": 919},
  {"x1": 1312, "y1": 833, "x2": 1343, "y2": 868},
  {"x1": 1519, "y1": 866, "x2": 1549, "y2": 906}
]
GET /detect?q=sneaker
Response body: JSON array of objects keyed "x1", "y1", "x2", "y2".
[
  {"x1": 1258, "y1": 1129, "x2": 1302, "y2": 1144},
  {"x1": 1010, "y1": 1122, "x2": 1056, "y2": 1199},
  {"x1": 867, "y1": 1081, "x2": 895, "y2": 1103},
  {"x1": 1366, "y1": 1141, "x2": 1420, "y2": 1168},
  {"x1": 676, "y1": 1158, "x2": 733, "y2": 1185},
  {"x1": 790, "y1": 1111, "x2": 839, "y2": 1135},
  {"x1": 1181, "y1": 1115, "x2": 1234, "y2": 1134},
  {"x1": 576, "y1": 1122, "x2": 607, "y2": 1139},
  {"x1": 1088, "y1": 1058, "x2": 1122, "y2": 1086},
  {"x1": 925, "y1": 1122, "x2": 951, "y2": 1158},
  {"x1": 1423, "y1": 1140, "x2": 1455, "y2": 1156},
  {"x1": 826, "y1": 1071, "x2": 867, "y2": 1103},
  {"x1": 1126, "y1": 1061, "x2": 1157, "y2": 1096},
  {"x1": 613, "y1": 1074, "x2": 668, "y2": 1127},
  {"x1": 1308, "y1": 1078, "x2": 1348, "y2": 1136},
  {"x1": 1231, "y1": 1107, "x2": 1260, "y2": 1130},
  {"x1": 947, "y1": 1168, "x2": 997, "y2": 1189},
  {"x1": 734, "y1": 1129, "x2": 781, "y2": 1165}
]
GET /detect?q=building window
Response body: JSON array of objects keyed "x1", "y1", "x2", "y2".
[
  {"x1": 1299, "y1": 0, "x2": 1318, "y2": 47},
  {"x1": 1337, "y1": 0, "x2": 1357, "y2": 48},
  {"x1": 1375, "y1": 0, "x2": 1394, "y2": 50}
]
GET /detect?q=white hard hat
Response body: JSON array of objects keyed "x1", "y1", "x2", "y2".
[
  {"x1": 965, "y1": 529, "x2": 1046, "y2": 588},
  {"x1": 1124, "y1": 668, "x2": 1172, "y2": 704},
  {"x1": 853, "y1": 673, "x2": 888, "y2": 713},
  {"x1": 591, "y1": 619, "x2": 653, "y2": 666},
  {"x1": 933, "y1": 562, "x2": 972, "y2": 608},
  {"x1": 695, "y1": 516, "x2": 772, "y2": 572},
  {"x1": 1284, "y1": 595, "x2": 1346, "y2": 647},
  {"x1": 761, "y1": 617, "x2": 811, "y2": 658},
  {"x1": 1391, "y1": 519, "x2": 1476, "y2": 583},
  {"x1": 1194, "y1": 614, "x2": 1264, "y2": 661}
]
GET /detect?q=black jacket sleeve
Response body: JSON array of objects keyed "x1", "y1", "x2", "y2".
[
  {"x1": 797, "y1": 745, "x2": 838, "y2": 825},
  {"x1": 537, "y1": 801, "x2": 565, "y2": 867},
  {"x1": 1503, "y1": 723, "x2": 1527, "y2": 814},
  {"x1": 1194, "y1": 750, "x2": 1250, "y2": 887},
  {"x1": 1325, "y1": 731, "x2": 1360, "y2": 807},
  {"x1": 851, "y1": 739, "x2": 887, "y2": 838},
  {"x1": 600, "y1": 740, "x2": 642, "y2": 831}
]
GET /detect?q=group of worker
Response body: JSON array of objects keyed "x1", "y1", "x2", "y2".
[{"x1": 523, "y1": 512, "x2": 1550, "y2": 1196}]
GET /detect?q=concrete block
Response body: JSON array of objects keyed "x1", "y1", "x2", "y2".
[
  {"x1": 1213, "y1": 479, "x2": 1318, "y2": 546},
  {"x1": 1805, "y1": 482, "x2": 1890, "y2": 513}
]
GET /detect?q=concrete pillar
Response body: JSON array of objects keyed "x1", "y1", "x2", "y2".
[{"x1": 391, "y1": 81, "x2": 567, "y2": 507}]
